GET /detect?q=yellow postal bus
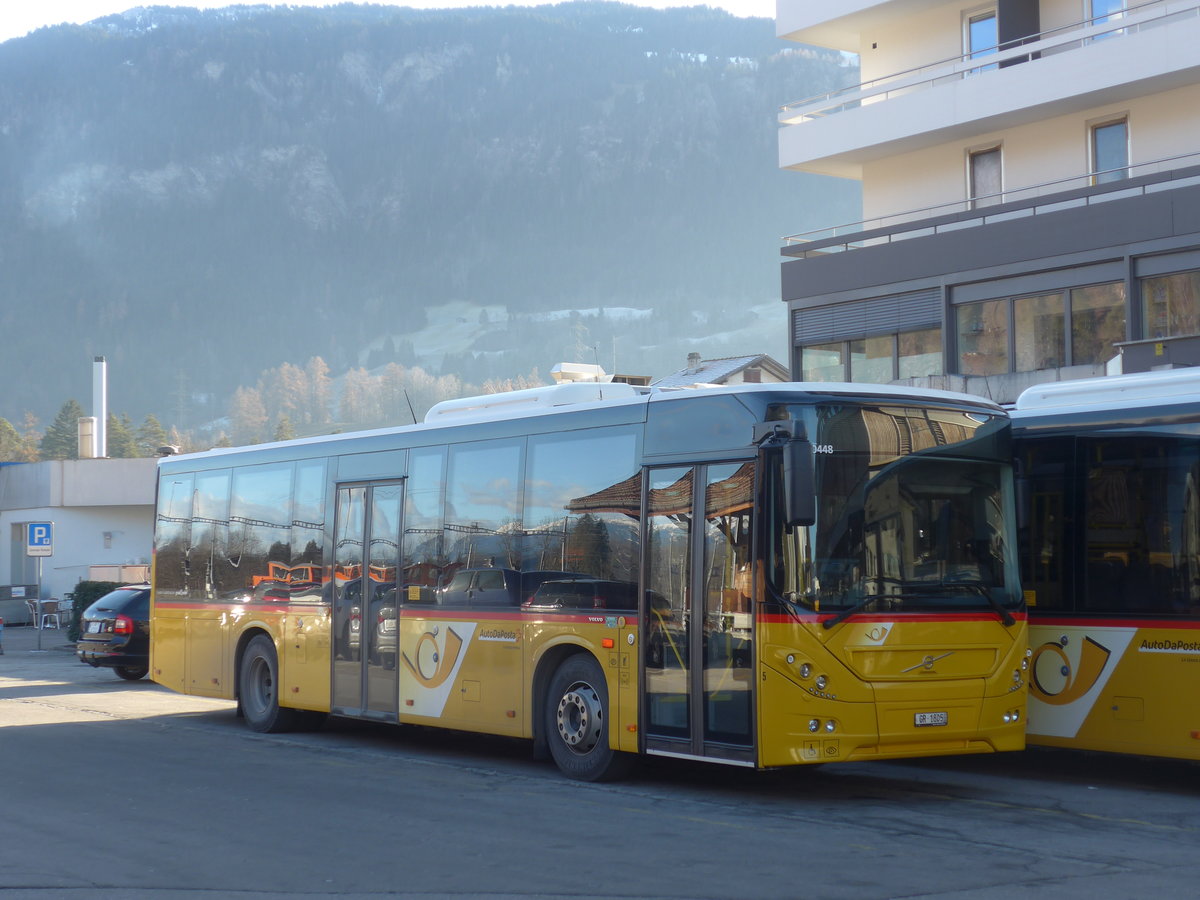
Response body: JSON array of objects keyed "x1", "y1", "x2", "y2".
[
  {"x1": 151, "y1": 379, "x2": 1028, "y2": 780},
  {"x1": 1014, "y1": 370, "x2": 1200, "y2": 761}
]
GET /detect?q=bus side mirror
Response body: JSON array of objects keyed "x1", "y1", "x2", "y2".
[{"x1": 783, "y1": 436, "x2": 816, "y2": 528}]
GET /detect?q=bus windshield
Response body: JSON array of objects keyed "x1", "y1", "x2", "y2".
[{"x1": 767, "y1": 404, "x2": 1020, "y2": 618}]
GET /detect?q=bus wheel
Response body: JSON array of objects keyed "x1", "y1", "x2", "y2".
[
  {"x1": 545, "y1": 654, "x2": 631, "y2": 782},
  {"x1": 240, "y1": 635, "x2": 300, "y2": 733}
]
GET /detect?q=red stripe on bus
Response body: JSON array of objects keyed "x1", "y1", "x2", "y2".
[
  {"x1": 1028, "y1": 616, "x2": 1200, "y2": 629},
  {"x1": 152, "y1": 600, "x2": 637, "y2": 625},
  {"x1": 759, "y1": 611, "x2": 1028, "y2": 625}
]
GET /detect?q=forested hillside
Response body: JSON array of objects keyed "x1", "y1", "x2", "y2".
[{"x1": 0, "y1": 2, "x2": 856, "y2": 436}]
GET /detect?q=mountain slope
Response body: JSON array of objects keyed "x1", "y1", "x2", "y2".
[{"x1": 0, "y1": 2, "x2": 857, "y2": 428}]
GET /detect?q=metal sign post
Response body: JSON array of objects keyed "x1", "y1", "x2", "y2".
[{"x1": 26, "y1": 522, "x2": 53, "y2": 652}]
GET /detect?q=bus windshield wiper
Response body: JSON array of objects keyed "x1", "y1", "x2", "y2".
[
  {"x1": 822, "y1": 593, "x2": 880, "y2": 630},
  {"x1": 822, "y1": 582, "x2": 1016, "y2": 629},
  {"x1": 953, "y1": 581, "x2": 1016, "y2": 627},
  {"x1": 906, "y1": 580, "x2": 1016, "y2": 627}
]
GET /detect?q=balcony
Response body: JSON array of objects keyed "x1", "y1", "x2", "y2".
[
  {"x1": 781, "y1": 153, "x2": 1200, "y2": 255},
  {"x1": 779, "y1": 1, "x2": 1200, "y2": 178}
]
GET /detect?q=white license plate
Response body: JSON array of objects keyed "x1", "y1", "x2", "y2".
[
  {"x1": 87, "y1": 621, "x2": 103, "y2": 634},
  {"x1": 914, "y1": 711, "x2": 948, "y2": 727}
]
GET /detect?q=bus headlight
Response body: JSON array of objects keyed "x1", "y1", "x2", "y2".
[
  {"x1": 808, "y1": 719, "x2": 820, "y2": 733},
  {"x1": 824, "y1": 720, "x2": 836, "y2": 733},
  {"x1": 1013, "y1": 669, "x2": 1022, "y2": 684},
  {"x1": 815, "y1": 675, "x2": 828, "y2": 691},
  {"x1": 799, "y1": 663, "x2": 812, "y2": 679}
]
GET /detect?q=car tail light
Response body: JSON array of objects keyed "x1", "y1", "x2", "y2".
[{"x1": 113, "y1": 614, "x2": 135, "y2": 635}]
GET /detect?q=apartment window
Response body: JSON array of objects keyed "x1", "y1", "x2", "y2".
[
  {"x1": 800, "y1": 342, "x2": 845, "y2": 382},
  {"x1": 850, "y1": 335, "x2": 894, "y2": 383},
  {"x1": 801, "y1": 329, "x2": 943, "y2": 383},
  {"x1": 957, "y1": 299, "x2": 1009, "y2": 375},
  {"x1": 969, "y1": 146, "x2": 1003, "y2": 208},
  {"x1": 898, "y1": 328, "x2": 942, "y2": 378},
  {"x1": 1014, "y1": 293, "x2": 1066, "y2": 371},
  {"x1": 956, "y1": 282, "x2": 1126, "y2": 374},
  {"x1": 1091, "y1": 118, "x2": 1129, "y2": 184},
  {"x1": 1071, "y1": 283, "x2": 1126, "y2": 364},
  {"x1": 1089, "y1": 0, "x2": 1125, "y2": 28},
  {"x1": 1142, "y1": 271, "x2": 1200, "y2": 339},
  {"x1": 965, "y1": 8, "x2": 998, "y2": 72}
]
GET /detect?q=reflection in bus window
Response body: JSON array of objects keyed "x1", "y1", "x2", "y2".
[
  {"x1": 402, "y1": 446, "x2": 446, "y2": 604},
  {"x1": 768, "y1": 405, "x2": 1019, "y2": 617},
  {"x1": 155, "y1": 473, "x2": 194, "y2": 599},
  {"x1": 444, "y1": 439, "x2": 523, "y2": 576},
  {"x1": 193, "y1": 469, "x2": 231, "y2": 601},
  {"x1": 292, "y1": 458, "x2": 326, "y2": 582},
  {"x1": 1081, "y1": 437, "x2": 1200, "y2": 615},
  {"x1": 534, "y1": 428, "x2": 640, "y2": 589},
  {"x1": 230, "y1": 463, "x2": 294, "y2": 601},
  {"x1": 703, "y1": 462, "x2": 754, "y2": 746}
]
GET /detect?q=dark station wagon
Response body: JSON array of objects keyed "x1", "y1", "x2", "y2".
[{"x1": 76, "y1": 584, "x2": 151, "y2": 680}]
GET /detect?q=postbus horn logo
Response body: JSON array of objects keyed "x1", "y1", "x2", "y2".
[
  {"x1": 1030, "y1": 635, "x2": 1111, "y2": 705},
  {"x1": 401, "y1": 625, "x2": 465, "y2": 689}
]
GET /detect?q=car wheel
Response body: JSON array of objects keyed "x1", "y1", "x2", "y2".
[
  {"x1": 239, "y1": 634, "x2": 301, "y2": 733},
  {"x1": 114, "y1": 665, "x2": 149, "y2": 680},
  {"x1": 544, "y1": 654, "x2": 632, "y2": 782}
]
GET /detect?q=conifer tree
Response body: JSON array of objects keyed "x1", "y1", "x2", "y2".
[
  {"x1": 39, "y1": 400, "x2": 84, "y2": 460},
  {"x1": 136, "y1": 414, "x2": 169, "y2": 457},
  {"x1": 106, "y1": 413, "x2": 139, "y2": 458}
]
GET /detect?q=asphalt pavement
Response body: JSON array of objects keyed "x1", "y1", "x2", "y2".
[{"x1": 0, "y1": 620, "x2": 76, "y2": 657}]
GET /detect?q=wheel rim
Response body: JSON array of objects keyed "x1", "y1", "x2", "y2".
[
  {"x1": 556, "y1": 679, "x2": 603, "y2": 755},
  {"x1": 246, "y1": 654, "x2": 273, "y2": 719}
]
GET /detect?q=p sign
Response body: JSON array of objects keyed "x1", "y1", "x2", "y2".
[{"x1": 26, "y1": 522, "x2": 53, "y2": 557}]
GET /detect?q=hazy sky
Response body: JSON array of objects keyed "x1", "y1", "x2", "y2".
[{"x1": 0, "y1": 1, "x2": 776, "y2": 45}]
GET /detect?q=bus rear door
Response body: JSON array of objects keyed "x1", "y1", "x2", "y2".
[{"x1": 331, "y1": 481, "x2": 404, "y2": 721}]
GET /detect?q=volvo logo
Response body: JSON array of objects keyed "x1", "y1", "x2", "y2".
[{"x1": 901, "y1": 651, "x2": 954, "y2": 674}]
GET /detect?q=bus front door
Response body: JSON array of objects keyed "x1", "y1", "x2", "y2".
[
  {"x1": 331, "y1": 481, "x2": 404, "y2": 721},
  {"x1": 642, "y1": 462, "x2": 755, "y2": 765}
]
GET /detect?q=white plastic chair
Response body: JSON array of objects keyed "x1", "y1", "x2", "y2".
[{"x1": 39, "y1": 599, "x2": 60, "y2": 630}]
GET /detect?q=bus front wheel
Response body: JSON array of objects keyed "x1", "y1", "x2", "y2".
[
  {"x1": 239, "y1": 635, "x2": 301, "y2": 733},
  {"x1": 544, "y1": 654, "x2": 631, "y2": 782}
]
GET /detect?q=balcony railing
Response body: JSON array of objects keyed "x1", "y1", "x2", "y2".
[
  {"x1": 781, "y1": 153, "x2": 1200, "y2": 254},
  {"x1": 779, "y1": 0, "x2": 1200, "y2": 125}
]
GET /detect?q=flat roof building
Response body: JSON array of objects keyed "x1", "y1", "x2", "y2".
[{"x1": 778, "y1": 0, "x2": 1200, "y2": 401}]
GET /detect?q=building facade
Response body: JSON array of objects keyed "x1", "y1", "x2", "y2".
[
  {"x1": 778, "y1": 0, "x2": 1200, "y2": 402},
  {"x1": 0, "y1": 458, "x2": 155, "y2": 622}
]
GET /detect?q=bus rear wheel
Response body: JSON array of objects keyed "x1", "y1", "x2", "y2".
[
  {"x1": 545, "y1": 654, "x2": 631, "y2": 782},
  {"x1": 240, "y1": 635, "x2": 302, "y2": 733}
]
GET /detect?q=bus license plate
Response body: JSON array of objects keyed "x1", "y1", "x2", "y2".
[{"x1": 914, "y1": 711, "x2": 948, "y2": 727}]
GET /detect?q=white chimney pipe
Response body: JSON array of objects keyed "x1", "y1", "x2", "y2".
[{"x1": 93, "y1": 356, "x2": 107, "y2": 458}]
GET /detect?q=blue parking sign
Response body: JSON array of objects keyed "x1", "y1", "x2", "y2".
[{"x1": 27, "y1": 522, "x2": 53, "y2": 557}]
